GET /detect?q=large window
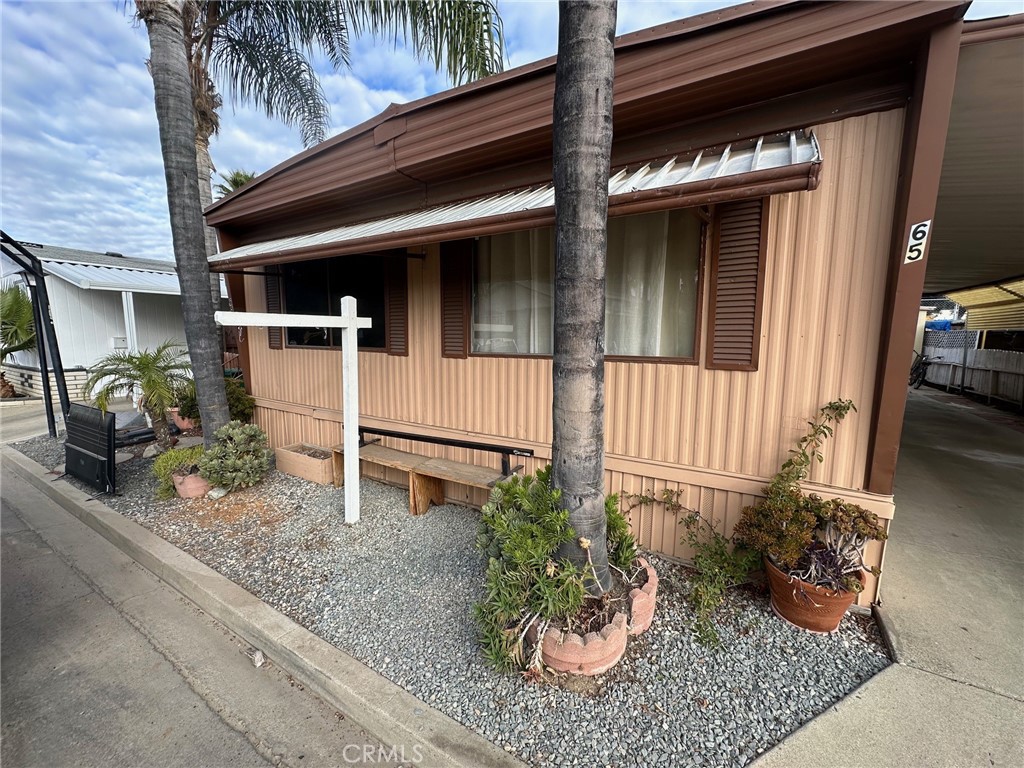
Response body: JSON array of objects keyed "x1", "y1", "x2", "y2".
[
  {"x1": 281, "y1": 256, "x2": 389, "y2": 349},
  {"x1": 471, "y1": 209, "x2": 703, "y2": 359}
]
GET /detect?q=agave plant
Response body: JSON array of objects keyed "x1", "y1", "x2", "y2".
[{"x1": 83, "y1": 341, "x2": 192, "y2": 449}]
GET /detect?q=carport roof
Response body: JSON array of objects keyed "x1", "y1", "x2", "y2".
[
  {"x1": 926, "y1": 15, "x2": 1024, "y2": 294},
  {"x1": 0, "y1": 242, "x2": 227, "y2": 298}
]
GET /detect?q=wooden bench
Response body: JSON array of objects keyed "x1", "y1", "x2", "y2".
[{"x1": 331, "y1": 442, "x2": 508, "y2": 515}]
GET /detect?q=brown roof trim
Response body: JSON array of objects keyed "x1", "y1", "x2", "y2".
[
  {"x1": 961, "y1": 13, "x2": 1024, "y2": 45},
  {"x1": 206, "y1": 1, "x2": 799, "y2": 216},
  {"x1": 207, "y1": 0, "x2": 966, "y2": 221},
  {"x1": 209, "y1": 162, "x2": 819, "y2": 271}
]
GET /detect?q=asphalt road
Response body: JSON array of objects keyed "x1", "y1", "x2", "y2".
[{"x1": 0, "y1": 465, "x2": 393, "y2": 768}]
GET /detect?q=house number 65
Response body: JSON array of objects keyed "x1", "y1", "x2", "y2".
[{"x1": 903, "y1": 220, "x2": 932, "y2": 264}]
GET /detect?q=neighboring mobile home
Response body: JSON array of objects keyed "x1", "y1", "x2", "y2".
[
  {"x1": 0, "y1": 243, "x2": 226, "y2": 399},
  {"x1": 205, "y1": 0, "x2": 973, "y2": 604}
]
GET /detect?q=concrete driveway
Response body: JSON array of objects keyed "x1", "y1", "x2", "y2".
[{"x1": 757, "y1": 388, "x2": 1024, "y2": 767}]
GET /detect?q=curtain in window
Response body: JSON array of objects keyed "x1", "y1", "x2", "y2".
[
  {"x1": 473, "y1": 229, "x2": 554, "y2": 354},
  {"x1": 606, "y1": 209, "x2": 700, "y2": 358},
  {"x1": 472, "y1": 209, "x2": 700, "y2": 358}
]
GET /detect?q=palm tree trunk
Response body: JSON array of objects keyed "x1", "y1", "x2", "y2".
[
  {"x1": 196, "y1": 135, "x2": 225, "y2": 314},
  {"x1": 138, "y1": 0, "x2": 230, "y2": 449},
  {"x1": 148, "y1": 407, "x2": 173, "y2": 450},
  {"x1": 551, "y1": 0, "x2": 617, "y2": 594}
]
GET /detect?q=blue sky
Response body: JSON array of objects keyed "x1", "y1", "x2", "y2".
[{"x1": 1, "y1": 0, "x2": 1020, "y2": 261}]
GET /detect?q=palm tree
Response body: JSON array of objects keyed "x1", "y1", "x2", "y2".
[
  {"x1": 183, "y1": 0, "x2": 505, "y2": 310},
  {"x1": 0, "y1": 285, "x2": 36, "y2": 398},
  {"x1": 136, "y1": 0, "x2": 505, "y2": 447},
  {"x1": 214, "y1": 168, "x2": 256, "y2": 199},
  {"x1": 137, "y1": 0, "x2": 231, "y2": 448},
  {"x1": 0, "y1": 285, "x2": 36, "y2": 363},
  {"x1": 83, "y1": 341, "x2": 193, "y2": 450},
  {"x1": 550, "y1": 0, "x2": 617, "y2": 593}
]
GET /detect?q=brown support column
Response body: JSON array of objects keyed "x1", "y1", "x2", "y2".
[
  {"x1": 216, "y1": 229, "x2": 253, "y2": 392},
  {"x1": 865, "y1": 19, "x2": 965, "y2": 494}
]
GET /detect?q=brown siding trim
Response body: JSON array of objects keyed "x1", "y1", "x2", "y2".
[
  {"x1": 210, "y1": 164, "x2": 817, "y2": 271},
  {"x1": 440, "y1": 240, "x2": 473, "y2": 359},
  {"x1": 384, "y1": 257, "x2": 409, "y2": 356},
  {"x1": 223, "y1": 272, "x2": 252, "y2": 390},
  {"x1": 865, "y1": 20, "x2": 964, "y2": 495},
  {"x1": 263, "y1": 267, "x2": 283, "y2": 349},
  {"x1": 705, "y1": 198, "x2": 769, "y2": 371},
  {"x1": 961, "y1": 14, "x2": 1024, "y2": 45}
]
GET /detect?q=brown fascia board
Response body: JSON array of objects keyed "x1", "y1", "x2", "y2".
[
  {"x1": 206, "y1": 0, "x2": 968, "y2": 230},
  {"x1": 961, "y1": 13, "x2": 1024, "y2": 45},
  {"x1": 204, "y1": 0, "x2": 796, "y2": 218}
]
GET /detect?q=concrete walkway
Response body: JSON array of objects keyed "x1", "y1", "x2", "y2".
[
  {"x1": 0, "y1": 466, "x2": 391, "y2": 768},
  {"x1": 757, "y1": 388, "x2": 1024, "y2": 767}
]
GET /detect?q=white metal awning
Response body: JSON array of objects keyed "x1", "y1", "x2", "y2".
[
  {"x1": 42, "y1": 261, "x2": 228, "y2": 297},
  {"x1": 210, "y1": 130, "x2": 821, "y2": 267}
]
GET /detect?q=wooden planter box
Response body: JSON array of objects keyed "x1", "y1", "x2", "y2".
[{"x1": 275, "y1": 443, "x2": 334, "y2": 485}]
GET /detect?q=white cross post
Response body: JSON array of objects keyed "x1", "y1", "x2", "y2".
[{"x1": 215, "y1": 296, "x2": 371, "y2": 523}]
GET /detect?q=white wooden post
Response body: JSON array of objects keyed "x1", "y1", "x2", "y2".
[
  {"x1": 214, "y1": 297, "x2": 371, "y2": 523},
  {"x1": 340, "y1": 296, "x2": 360, "y2": 524}
]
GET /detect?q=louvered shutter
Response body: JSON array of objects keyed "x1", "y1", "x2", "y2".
[
  {"x1": 384, "y1": 257, "x2": 409, "y2": 356},
  {"x1": 264, "y1": 267, "x2": 283, "y2": 349},
  {"x1": 440, "y1": 240, "x2": 472, "y2": 359},
  {"x1": 706, "y1": 199, "x2": 769, "y2": 370}
]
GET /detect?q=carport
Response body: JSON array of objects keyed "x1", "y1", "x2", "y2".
[
  {"x1": 865, "y1": 13, "x2": 1024, "y2": 765},
  {"x1": 883, "y1": 8, "x2": 1022, "y2": 677}
]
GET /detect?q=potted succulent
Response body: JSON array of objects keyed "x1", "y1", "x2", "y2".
[
  {"x1": 733, "y1": 400, "x2": 888, "y2": 634},
  {"x1": 474, "y1": 467, "x2": 657, "y2": 678},
  {"x1": 168, "y1": 381, "x2": 197, "y2": 431},
  {"x1": 153, "y1": 445, "x2": 208, "y2": 499}
]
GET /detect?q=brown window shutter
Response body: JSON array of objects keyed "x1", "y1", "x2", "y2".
[
  {"x1": 264, "y1": 267, "x2": 283, "y2": 350},
  {"x1": 706, "y1": 198, "x2": 769, "y2": 371},
  {"x1": 384, "y1": 257, "x2": 409, "y2": 356},
  {"x1": 440, "y1": 240, "x2": 472, "y2": 359}
]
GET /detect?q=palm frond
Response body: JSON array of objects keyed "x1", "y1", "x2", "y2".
[
  {"x1": 196, "y1": 0, "x2": 504, "y2": 149},
  {"x1": 0, "y1": 286, "x2": 36, "y2": 364},
  {"x1": 214, "y1": 169, "x2": 257, "y2": 198},
  {"x1": 210, "y1": 30, "x2": 331, "y2": 146}
]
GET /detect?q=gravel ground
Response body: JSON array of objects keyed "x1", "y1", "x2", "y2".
[{"x1": 11, "y1": 435, "x2": 891, "y2": 767}]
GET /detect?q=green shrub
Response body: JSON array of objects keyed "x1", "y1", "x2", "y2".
[
  {"x1": 177, "y1": 377, "x2": 255, "y2": 424},
  {"x1": 606, "y1": 496, "x2": 638, "y2": 573},
  {"x1": 152, "y1": 445, "x2": 205, "y2": 499},
  {"x1": 197, "y1": 420, "x2": 270, "y2": 491},
  {"x1": 680, "y1": 511, "x2": 759, "y2": 647},
  {"x1": 474, "y1": 467, "x2": 640, "y2": 672}
]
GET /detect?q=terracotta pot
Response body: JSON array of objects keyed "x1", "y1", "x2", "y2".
[
  {"x1": 167, "y1": 407, "x2": 195, "y2": 431},
  {"x1": 764, "y1": 557, "x2": 863, "y2": 634},
  {"x1": 628, "y1": 557, "x2": 659, "y2": 635},
  {"x1": 172, "y1": 472, "x2": 211, "y2": 499},
  {"x1": 529, "y1": 611, "x2": 629, "y2": 677}
]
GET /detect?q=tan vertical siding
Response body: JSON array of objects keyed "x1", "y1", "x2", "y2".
[{"x1": 244, "y1": 111, "x2": 904, "y2": 604}]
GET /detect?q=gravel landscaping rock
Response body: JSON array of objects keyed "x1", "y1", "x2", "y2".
[{"x1": 11, "y1": 434, "x2": 891, "y2": 767}]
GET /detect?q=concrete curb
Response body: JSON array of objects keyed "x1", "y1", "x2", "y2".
[
  {"x1": 871, "y1": 602, "x2": 905, "y2": 664},
  {"x1": 2, "y1": 446, "x2": 526, "y2": 768}
]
